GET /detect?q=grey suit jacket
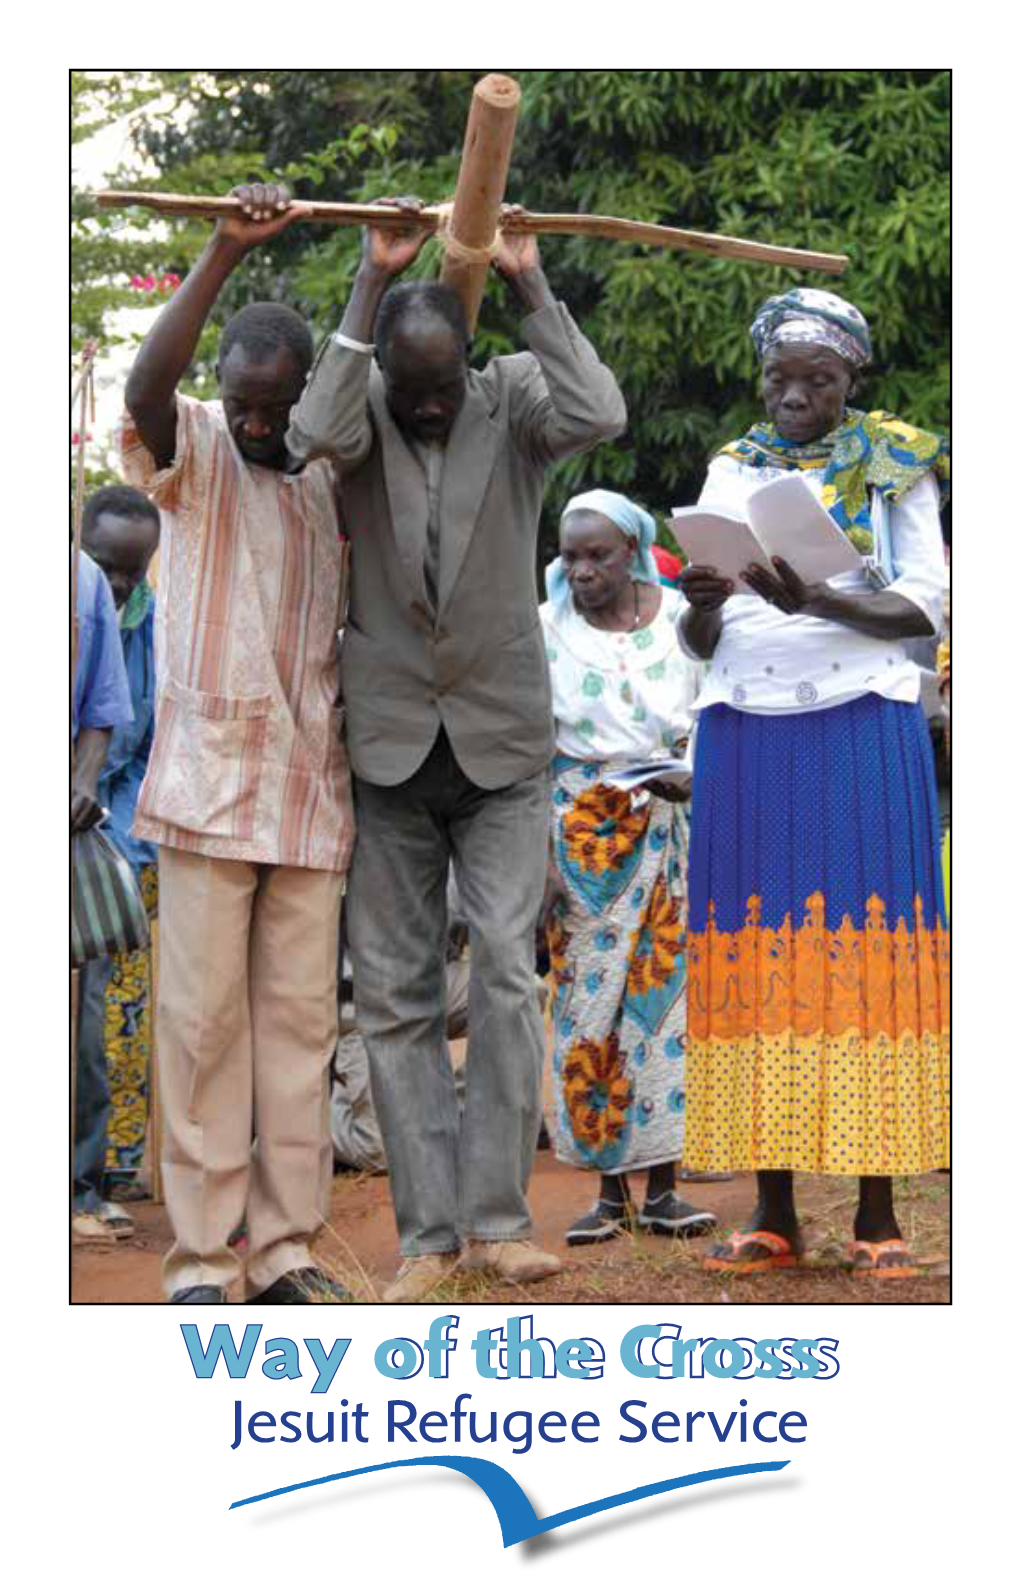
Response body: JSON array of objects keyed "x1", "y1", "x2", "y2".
[{"x1": 287, "y1": 301, "x2": 626, "y2": 789}]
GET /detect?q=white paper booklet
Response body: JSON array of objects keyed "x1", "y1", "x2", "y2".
[
  {"x1": 670, "y1": 471, "x2": 864, "y2": 594},
  {"x1": 603, "y1": 758, "x2": 692, "y2": 791}
]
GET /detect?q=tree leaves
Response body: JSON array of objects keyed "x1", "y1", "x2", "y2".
[{"x1": 73, "y1": 69, "x2": 949, "y2": 553}]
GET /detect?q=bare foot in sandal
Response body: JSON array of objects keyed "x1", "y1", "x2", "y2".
[
  {"x1": 704, "y1": 1228, "x2": 802, "y2": 1273},
  {"x1": 848, "y1": 1239, "x2": 919, "y2": 1277}
]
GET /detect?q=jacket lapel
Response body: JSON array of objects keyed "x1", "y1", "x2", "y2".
[
  {"x1": 368, "y1": 378, "x2": 429, "y2": 606},
  {"x1": 436, "y1": 376, "x2": 502, "y2": 615}
]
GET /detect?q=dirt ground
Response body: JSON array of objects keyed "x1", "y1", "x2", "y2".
[
  {"x1": 72, "y1": 1015, "x2": 950, "y2": 1307},
  {"x1": 72, "y1": 1161, "x2": 950, "y2": 1307}
]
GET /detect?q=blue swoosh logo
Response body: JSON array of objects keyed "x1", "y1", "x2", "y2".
[{"x1": 230, "y1": 1454, "x2": 789, "y2": 1546}]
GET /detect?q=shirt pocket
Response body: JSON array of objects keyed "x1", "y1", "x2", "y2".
[{"x1": 138, "y1": 678, "x2": 273, "y2": 843}]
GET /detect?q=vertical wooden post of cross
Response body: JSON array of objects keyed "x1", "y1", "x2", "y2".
[{"x1": 439, "y1": 74, "x2": 522, "y2": 335}]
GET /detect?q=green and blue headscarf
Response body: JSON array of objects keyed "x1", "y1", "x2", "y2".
[{"x1": 546, "y1": 489, "x2": 659, "y2": 609}]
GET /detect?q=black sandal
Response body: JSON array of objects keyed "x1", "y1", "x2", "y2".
[
  {"x1": 565, "y1": 1197, "x2": 633, "y2": 1247},
  {"x1": 638, "y1": 1192, "x2": 717, "y2": 1237}
]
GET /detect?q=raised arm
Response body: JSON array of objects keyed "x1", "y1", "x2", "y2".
[
  {"x1": 496, "y1": 219, "x2": 626, "y2": 465},
  {"x1": 286, "y1": 199, "x2": 430, "y2": 472},
  {"x1": 125, "y1": 183, "x2": 299, "y2": 469}
]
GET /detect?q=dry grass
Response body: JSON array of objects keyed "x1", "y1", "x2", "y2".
[
  {"x1": 385, "y1": 1175, "x2": 951, "y2": 1307},
  {"x1": 72, "y1": 1170, "x2": 949, "y2": 1306},
  {"x1": 307, "y1": 1171, "x2": 950, "y2": 1306}
]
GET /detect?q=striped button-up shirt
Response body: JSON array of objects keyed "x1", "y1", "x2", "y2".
[{"x1": 121, "y1": 395, "x2": 354, "y2": 873}]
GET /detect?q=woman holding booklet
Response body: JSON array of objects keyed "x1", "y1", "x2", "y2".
[
  {"x1": 539, "y1": 490, "x2": 717, "y2": 1246},
  {"x1": 677, "y1": 287, "x2": 950, "y2": 1278}
]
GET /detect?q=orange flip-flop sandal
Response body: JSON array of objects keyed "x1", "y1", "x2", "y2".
[
  {"x1": 703, "y1": 1229, "x2": 800, "y2": 1274},
  {"x1": 847, "y1": 1239, "x2": 919, "y2": 1279}
]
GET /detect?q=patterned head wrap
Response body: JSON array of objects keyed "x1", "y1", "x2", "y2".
[
  {"x1": 751, "y1": 287, "x2": 872, "y2": 370},
  {"x1": 545, "y1": 489, "x2": 659, "y2": 609}
]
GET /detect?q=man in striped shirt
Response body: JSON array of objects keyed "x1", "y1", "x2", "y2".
[{"x1": 122, "y1": 184, "x2": 354, "y2": 1305}]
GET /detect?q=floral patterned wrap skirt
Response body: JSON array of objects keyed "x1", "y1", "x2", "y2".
[
  {"x1": 103, "y1": 863, "x2": 158, "y2": 1178},
  {"x1": 548, "y1": 755, "x2": 690, "y2": 1173},
  {"x1": 684, "y1": 694, "x2": 950, "y2": 1176}
]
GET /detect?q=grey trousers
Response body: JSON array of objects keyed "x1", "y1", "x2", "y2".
[
  {"x1": 330, "y1": 954, "x2": 472, "y2": 1174},
  {"x1": 330, "y1": 1022, "x2": 387, "y2": 1174},
  {"x1": 347, "y1": 730, "x2": 550, "y2": 1258}
]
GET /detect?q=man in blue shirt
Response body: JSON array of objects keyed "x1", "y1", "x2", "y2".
[
  {"x1": 83, "y1": 488, "x2": 160, "y2": 871},
  {"x1": 73, "y1": 492, "x2": 158, "y2": 1243},
  {"x1": 72, "y1": 547, "x2": 133, "y2": 828}
]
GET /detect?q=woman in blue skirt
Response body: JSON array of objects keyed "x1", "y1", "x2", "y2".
[{"x1": 678, "y1": 288, "x2": 950, "y2": 1277}]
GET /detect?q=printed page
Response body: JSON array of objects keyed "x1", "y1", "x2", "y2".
[
  {"x1": 747, "y1": 471, "x2": 864, "y2": 581},
  {"x1": 668, "y1": 506, "x2": 774, "y2": 593}
]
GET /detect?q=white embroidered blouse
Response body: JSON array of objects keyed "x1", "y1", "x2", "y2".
[{"x1": 540, "y1": 586, "x2": 700, "y2": 764}]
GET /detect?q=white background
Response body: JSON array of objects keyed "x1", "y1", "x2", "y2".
[
  {"x1": 3, "y1": 23, "x2": 1006, "y2": 1575},
  {"x1": 61, "y1": 1302, "x2": 994, "y2": 1571}
]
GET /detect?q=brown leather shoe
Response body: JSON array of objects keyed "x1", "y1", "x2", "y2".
[
  {"x1": 459, "y1": 1239, "x2": 562, "y2": 1283},
  {"x1": 382, "y1": 1253, "x2": 459, "y2": 1304}
]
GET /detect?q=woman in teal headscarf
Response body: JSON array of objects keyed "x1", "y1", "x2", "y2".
[
  {"x1": 679, "y1": 288, "x2": 950, "y2": 1278},
  {"x1": 540, "y1": 490, "x2": 717, "y2": 1247}
]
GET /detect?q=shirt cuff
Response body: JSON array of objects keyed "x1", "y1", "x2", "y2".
[
  {"x1": 886, "y1": 569, "x2": 947, "y2": 635},
  {"x1": 332, "y1": 332, "x2": 375, "y2": 354}
]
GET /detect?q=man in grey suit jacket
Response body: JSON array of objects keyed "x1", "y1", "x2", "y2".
[{"x1": 287, "y1": 200, "x2": 626, "y2": 1301}]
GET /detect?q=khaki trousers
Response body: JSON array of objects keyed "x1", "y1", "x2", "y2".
[{"x1": 157, "y1": 847, "x2": 342, "y2": 1298}]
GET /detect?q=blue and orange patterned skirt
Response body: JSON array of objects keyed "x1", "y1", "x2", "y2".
[
  {"x1": 548, "y1": 757, "x2": 690, "y2": 1174},
  {"x1": 683, "y1": 694, "x2": 949, "y2": 1177}
]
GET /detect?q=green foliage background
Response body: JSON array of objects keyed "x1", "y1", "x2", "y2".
[{"x1": 73, "y1": 69, "x2": 949, "y2": 554}]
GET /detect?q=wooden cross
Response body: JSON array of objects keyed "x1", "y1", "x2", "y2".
[{"x1": 97, "y1": 73, "x2": 848, "y2": 334}]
